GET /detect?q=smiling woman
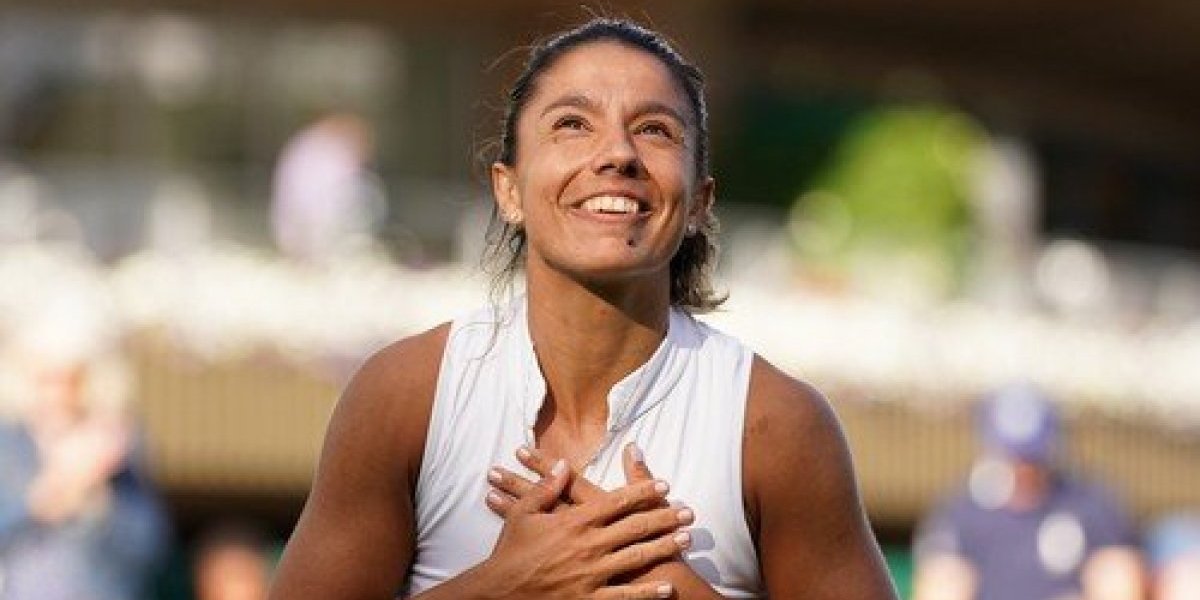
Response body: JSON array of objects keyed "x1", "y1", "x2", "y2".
[
  {"x1": 486, "y1": 21, "x2": 722, "y2": 313},
  {"x1": 270, "y1": 17, "x2": 898, "y2": 600},
  {"x1": 490, "y1": 39, "x2": 713, "y2": 300}
]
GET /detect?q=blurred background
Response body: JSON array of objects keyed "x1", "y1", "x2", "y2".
[{"x1": 1, "y1": 1, "x2": 1198, "y2": 598}]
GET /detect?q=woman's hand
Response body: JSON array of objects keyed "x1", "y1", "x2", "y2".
[
  {"x1": 477, "y1": 456, "x2": 691, "y2": 600},
  {"x1": 486, "y1": 443, "x2": 670, "y2": 514},
  {"x1": 487, "y1": 444, "x2": 727, "y2": 600}
]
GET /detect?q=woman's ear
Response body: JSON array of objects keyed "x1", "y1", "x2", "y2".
[
  {"x1": 491, "y1": 162, "x2": 523, "y2": 225},
  {"x1": 690, "y1": 176, "x2": 715, "y2": 224}
]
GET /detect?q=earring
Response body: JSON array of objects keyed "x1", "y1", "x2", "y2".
[{"x1": 685, "y1": 222, "x2": 698, "y2": 236}]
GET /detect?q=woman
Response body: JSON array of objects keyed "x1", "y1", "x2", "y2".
[{"x1": 271, "y1": 18, "x2": 897, "y2": 599}]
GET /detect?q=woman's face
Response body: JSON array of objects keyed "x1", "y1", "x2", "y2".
[{"x1": 492, "y1": 41, "x2": 712, "y2": 288}]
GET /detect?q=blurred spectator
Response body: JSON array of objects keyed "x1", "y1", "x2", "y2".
[
  {"x1": 1146, "y1": 514, "x2": 1200, "y2": 600},
  {"x1": 192, "y1": 520, "x2": 271, "y2": 600},
  {"x1": 0, "y1": 293, "x2": 169, "y2": 600},
  {"x1": 913, "y1": 383, "x2": 1139, "y2": 600},
  {"x1": 270, "y1": 112, "x2": 384, "y2": 264}
]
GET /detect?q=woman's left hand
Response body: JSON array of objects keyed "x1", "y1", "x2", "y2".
[{"x1": 487, "y1": 443, "x2": 726, "y2": 599}]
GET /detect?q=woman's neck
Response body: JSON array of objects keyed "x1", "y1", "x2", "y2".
[{"x1": 524, "y1": 263, "x2": 671, "y2": 437}]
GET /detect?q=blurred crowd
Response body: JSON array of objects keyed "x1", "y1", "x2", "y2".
[{"x1": 0, "y1": 243, "x2": 275, "y2": 599}]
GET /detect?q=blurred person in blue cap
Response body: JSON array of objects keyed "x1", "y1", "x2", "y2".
[
  {"x1": 1145, "y1": 514, "x2": 1200, "y2": 600},
  {"x1": 913, "y1": 383, "x2": 1141, "y2": 600}
]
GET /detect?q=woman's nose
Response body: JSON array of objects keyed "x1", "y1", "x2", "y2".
[{"x1": 590, "y1": 130, "x2": 643, "y2": 178}]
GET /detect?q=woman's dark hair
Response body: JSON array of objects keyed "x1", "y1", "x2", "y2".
[{"x1": 485, "y1": 17, "x2": 724, "y2": 313}]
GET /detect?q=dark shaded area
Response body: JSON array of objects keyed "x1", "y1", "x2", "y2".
[
  {"x1": 1038, "y1": 138, "x2": 1200, "y2": 252},
  {"x1": 715, "y1": 88, "x2": 871, "y2": 208}
]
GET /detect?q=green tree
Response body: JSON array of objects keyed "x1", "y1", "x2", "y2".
[{"x1": 790, "y1": 105, "x2": 985, "y2": 301}]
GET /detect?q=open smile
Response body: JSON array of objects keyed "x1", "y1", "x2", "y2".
[
  {"x1": 568, "y1": 193, "x2": 653, "y2": 224},
  {"x1": 578, "y1": 195, "x2": 649, "y2": 214}
]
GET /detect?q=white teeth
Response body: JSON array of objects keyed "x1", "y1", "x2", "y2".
[{"x1": 581, "y1": 195, "x2": 640, "y2": 214}]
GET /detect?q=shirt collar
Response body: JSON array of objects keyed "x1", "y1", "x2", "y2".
[{"x1": 509, "y1": 296, "x2": 692, "y2": 434}]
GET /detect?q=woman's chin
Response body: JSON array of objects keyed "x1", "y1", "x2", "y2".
[{"x1": 543, "y1": 252, "x2": 668, "y2": 287}]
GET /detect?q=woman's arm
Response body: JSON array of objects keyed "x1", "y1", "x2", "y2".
[
  {"x1": 744, "y1": 356, "x2": 899, "y2": 599},
  {"x1": 269, "y1": 325, "x2": 449, "y2": 599}
]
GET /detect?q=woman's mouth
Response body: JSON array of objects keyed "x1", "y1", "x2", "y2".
[{"x1": 577, "y1": 195, "x2": 648, "y2": 215}]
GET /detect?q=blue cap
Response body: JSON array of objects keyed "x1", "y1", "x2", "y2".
[
  {"x1": 977, "y1": 383, "x2": 1060, "y2": 464},
  {"x1": 1147, "y1": 514, "x2": 1200, "y2": 570}
]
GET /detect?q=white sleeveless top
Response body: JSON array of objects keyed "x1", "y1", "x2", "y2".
[{"x1": 403, "y1": 298, "x2": 764, "y2": 598}]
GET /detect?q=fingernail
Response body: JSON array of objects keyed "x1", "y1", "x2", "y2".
[
  {"x1": 516, "y1": 446, "x2": 532, "y2": 460},
  {"x1": 628, "y1": 442, "x2": 644, "y2": 463},
  {"x1": 487, "y1": 468, "x2": 502, "y2": 484},
  {"x1": 486, "y1": 490, "x2": 503, "y2": 505},
  {"x1": 673, "y1": 531, "x2": 691, "y2": 548},
  {"x1": 656, "y1": 583, "x2": 673, "y2": 598},
  {"x1": 653, "y1": 480, "x2": 669, "y2": 495},
  {"x1": 550, "y1": 458, "x2": 567, "y2": 477},
  {"x1": 676, "y1": 508, "x2": 694, "y2": 524}
]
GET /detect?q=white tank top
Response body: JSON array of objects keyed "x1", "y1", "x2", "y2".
[{"x1": 404, "y1": 297, "x2": 764, "y2": 598}]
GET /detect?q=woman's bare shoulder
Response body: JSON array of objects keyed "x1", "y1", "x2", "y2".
[
  {"x1": 329, "y1": 322, "x2": 452, "y2": 477},
  {"x1": 352, "y1": 322, "x2": 453, "y2": 401},
  {"x1": 743, "y1": 353, "x2": 856, "y2": 517},
  {"x1": 743, "y1": 355, "x2": 896, "y2": 599},
  {"x1": 745, "y1": 354, "x2": 838, "y2": 445}
]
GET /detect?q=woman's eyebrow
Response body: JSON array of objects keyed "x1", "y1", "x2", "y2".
[
  {"x1": 539, "y1": 93, "x2": 600, "y2": 118},
  {"x1": 538, "y1": 94, "x2": 689, "y2": 127},
  {"x1": 629, "y1": 100, "x2": 689, "y2": 127}
]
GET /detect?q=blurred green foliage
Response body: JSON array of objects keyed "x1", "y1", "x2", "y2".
[{"x1": 789, "y1": 104, "x2": 986, "y2": 299}]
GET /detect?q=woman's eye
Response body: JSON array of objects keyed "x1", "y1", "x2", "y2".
[
  {"x1": 637, "y1": 122, "x2": 674, "y2": 138},
  {"x1": 553, "y1": 116, "x2": 587, "y2": 131}
]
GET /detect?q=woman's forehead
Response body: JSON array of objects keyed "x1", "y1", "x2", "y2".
[{"x1": 525, "y1": 41, "x2": 692, "y2": 121}]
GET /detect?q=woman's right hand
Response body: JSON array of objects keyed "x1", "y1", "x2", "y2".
[{"x1": 477, "y1": 458, "x2": 691, "y2": 600}]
